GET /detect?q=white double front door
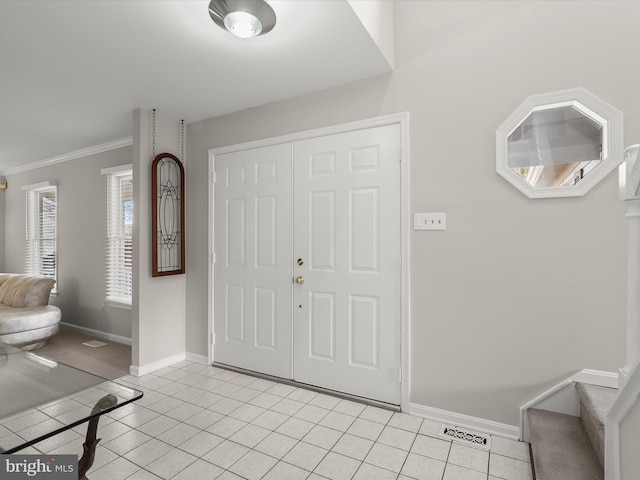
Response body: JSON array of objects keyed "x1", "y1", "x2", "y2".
[{"x1": 213, "y1": 124, "x2": 402, "y2": 404}]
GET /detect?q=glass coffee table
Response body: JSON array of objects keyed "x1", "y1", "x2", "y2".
[{"x1": 0, "y1": 343, "x2": 142, "y2": 479}]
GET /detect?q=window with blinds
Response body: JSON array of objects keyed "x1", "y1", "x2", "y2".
[
  {"x1": 103, "y1": 165, "x2": 133, "y2": 306},
  {"x1": 23, "y1": 182, "x2": 57, "y2": 287}
]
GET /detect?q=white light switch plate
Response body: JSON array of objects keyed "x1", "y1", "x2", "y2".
[{"x1": 414, "y1": 213, "x2": 446, "y2": 230}]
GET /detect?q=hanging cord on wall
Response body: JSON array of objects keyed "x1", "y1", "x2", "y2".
[
  {"x1": 152, "y1": 110, "x2": 185, "y2": 161},
  {"x1": 151, "y1": 108, "x2": 157, "y2": 159},
  {"x1": 180, "y1": 119, "x2": 185, "y2": 163}
]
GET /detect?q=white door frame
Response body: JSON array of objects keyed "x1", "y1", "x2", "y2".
[{"x1": 208, "y1": 112, "x2": 411, "y2": 411}]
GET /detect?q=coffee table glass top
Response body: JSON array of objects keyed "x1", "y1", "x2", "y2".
[{"x1": 0, "y1": 343, "x2": 142, "y2": 454}]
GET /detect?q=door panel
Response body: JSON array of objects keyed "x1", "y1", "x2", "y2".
[
  {"x1": 293, "y1": 124, "x2": 401, "y2": 404},
  {"x1": 213, "y1": 124, "x2": 402, "y2": 404},
  {"x1": 350, "y1": 295, "x2": 378, "y2": 368},
  {"x1": 214, "y1": 143, "x2": 293, "y2": 378},
  {"x1": 351, "y1": 187, "x2": 379, "y2": 272},
  {"x1": 310, "y1": 191, "x2": 335, "y2": 270},
  {"x1": 309, "y1": 291, "x2": 336, "y2": 360}
]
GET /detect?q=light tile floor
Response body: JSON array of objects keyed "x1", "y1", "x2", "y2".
[{"x1": 16, "y1": 361, "x2": 533, "y2": 480}]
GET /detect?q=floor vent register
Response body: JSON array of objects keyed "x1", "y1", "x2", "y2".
[{"x1": 439, "y1": 425, "x2": 492, "y2": 450}]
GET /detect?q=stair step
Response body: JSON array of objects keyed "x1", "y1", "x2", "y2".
[
  {"x1": 528, "y1": 408, "x2": 602, "y2": 480},
  {"x1": 576, "y1": 383, "x2": 618, "y2": 469}
]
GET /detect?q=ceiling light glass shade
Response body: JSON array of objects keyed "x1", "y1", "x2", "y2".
[
  {"x1": 209, "y1": 0, "x2": 276, "y2": 39},
  {"x1": 224, "y1": 11, "x2": 262, "y2": 38}
]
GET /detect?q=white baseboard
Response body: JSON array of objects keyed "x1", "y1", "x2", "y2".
[
  {"x1": 61, "y1": 321, "x2": 132, "y2": 346},
  {"x1": 408, "y1": 402, "x2": 520, "y2": 441},
  {"x1": 185, "y1": 352, "x2": 209, "y2": 365},
  {"x1": 130, "y1": 352, "x2": 186, "y2": 377}
]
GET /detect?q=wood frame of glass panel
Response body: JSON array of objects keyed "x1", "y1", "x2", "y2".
[{"x1": 152, "y1": 153, "x2": 185, "y2": 276}]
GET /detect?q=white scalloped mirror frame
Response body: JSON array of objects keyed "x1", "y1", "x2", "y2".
[{"x1": 496, "y1": 88, "x2": 623, "y2": 198}]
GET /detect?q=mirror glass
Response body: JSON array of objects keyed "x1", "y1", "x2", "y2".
[
  {"x1": 508, "y1": 104, "x2": 603, "y2": 188},
  {"x1": 496, "y1": 88, "x2": 623, "y2": 198}
]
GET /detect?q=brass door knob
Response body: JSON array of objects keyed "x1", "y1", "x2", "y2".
[{"x1": 294, "y1": 276, "x2": 305, "y2": 285}]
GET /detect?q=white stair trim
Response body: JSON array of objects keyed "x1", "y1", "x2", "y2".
[
  {"x1": 519, "y1": 369, "x2": 618, "y2": 442},
  {"x1": 606, "y1": 361, "x2": 640, "y2": 480},
  {"x1": 572, "y1": 369, "x2": 619, "y2": 389}
]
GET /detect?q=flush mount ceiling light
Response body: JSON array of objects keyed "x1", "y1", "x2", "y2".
[{"x1": 209, "y1": 0, "x2": 276, "y2": 39}]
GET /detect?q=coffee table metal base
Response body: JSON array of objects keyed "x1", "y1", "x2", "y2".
[{"x1": 78, "y1": 394, "x2": 117, "y2": 480}]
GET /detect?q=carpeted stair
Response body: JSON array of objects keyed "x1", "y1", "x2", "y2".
[{"x1": 528, "y1": 383, "x2": 618, "y2": 480}]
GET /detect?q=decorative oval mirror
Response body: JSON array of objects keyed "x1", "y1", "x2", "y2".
[
  {"x1": 496, "y1": 88, "x2": 623, "y2": 198},
  {"x1": 152, "y1": 152, "x2": 185, "y2": 276}
]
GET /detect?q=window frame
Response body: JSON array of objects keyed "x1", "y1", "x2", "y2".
[
  {"x1": 102, "y1": 165, "x2": 133, "y2": 309},
  {"x1": 22, "y1": 181, "x2": 58, "y2": 293}
]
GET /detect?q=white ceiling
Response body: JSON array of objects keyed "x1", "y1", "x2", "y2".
[{"x1": 0, "y1": 0, "x2": 392, "y2": 174}]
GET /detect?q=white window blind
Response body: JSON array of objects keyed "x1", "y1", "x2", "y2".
[
  {"x1": 24, "y1": 182, "x2": 57, "y2": 286},
  {"x1": 104, "y1": 166, "x2": 133, "y2": 306}
]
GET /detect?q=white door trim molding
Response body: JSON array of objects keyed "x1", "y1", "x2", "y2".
[{"x1": 208, "y1": 112, "x2": 411, "y2": 411}]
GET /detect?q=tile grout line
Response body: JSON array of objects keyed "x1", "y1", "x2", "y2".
[{"x1": 11, "y1": 361, "x2": 532, "y2": 480}]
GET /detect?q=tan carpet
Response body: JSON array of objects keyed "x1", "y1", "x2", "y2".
[
  {"x1": 36, "y1": 327, "x2": 131, "y2": 380},
  {"x1": 528, "y1": 408, "x2": 603, "y2": 480}
]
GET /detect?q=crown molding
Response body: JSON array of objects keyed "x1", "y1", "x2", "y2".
[{"x1": 3, "y1": 137, "x2": 133, "y2": 176}]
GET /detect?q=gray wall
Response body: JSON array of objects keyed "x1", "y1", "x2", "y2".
[
  {"x1": 131, "y1": 109, "x2": 187, "y2": 370},
  {"x1": 1, "y1": 0, "x2": 633, "y2": 428},
  {"x1": 4, "y1": 146, "x2": 133, "y2": 339},
  {"x1": 0, "y1": 179, "x2": 5, "y2": 272},
  {"x1": 185, "y1": 0, "x2": 632, "y2": 426}
]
